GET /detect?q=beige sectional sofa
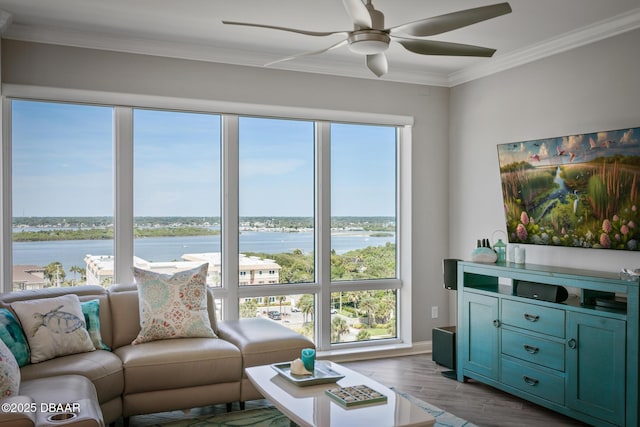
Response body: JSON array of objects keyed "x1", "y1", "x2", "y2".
[{"x1": 0, "y1": 285, "x2": 314, "y2": 427}]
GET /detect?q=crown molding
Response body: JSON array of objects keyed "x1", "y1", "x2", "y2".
[
  {"x1": 3, "y1": 23, "x2": 451, "y2": 87},
  {"x1": 448, "y1": 7, "x2": 640, "y2": 87},
  {"x1": 4, "y1": 7, "x2": 640, "y2": 88}
]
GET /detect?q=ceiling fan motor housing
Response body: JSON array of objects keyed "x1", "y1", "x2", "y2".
[{"x1": 348, "y1": 30, "x2": 390, "y2": 54}]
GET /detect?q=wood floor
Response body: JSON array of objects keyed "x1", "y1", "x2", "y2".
[
  {"x1": 124, "y1": 354, "x2": 589, "y2": 427},
  {"x1": 343, "y1": 355, "x2": 588, "y2": 427}
]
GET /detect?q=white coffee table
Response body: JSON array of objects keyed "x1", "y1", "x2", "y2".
[{"x1": 245, "y1": 360, "x2": 435, "y2": 427}]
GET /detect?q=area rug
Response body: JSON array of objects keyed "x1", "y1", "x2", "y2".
[
  {"x1": 391, "y1": 388, "x2": 478, "y2": 427},
  {"x1": 153, "y1": 391, "x2": 476, "y2": 427}
]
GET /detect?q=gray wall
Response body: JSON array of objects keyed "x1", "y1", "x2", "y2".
[
  {"x1": 9, "y1": 27, "x2": 634, "y2": 339},
  {"x1": 1, "y1": 39, "x2": 451, "y2": 343},
  {"x1": 449, "y1": 28, "x2": 640, "y2": 321}
]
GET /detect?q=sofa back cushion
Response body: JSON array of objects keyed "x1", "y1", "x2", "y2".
[{"x1": 108, "y1": 289, "x2": 141, "y2": 349}]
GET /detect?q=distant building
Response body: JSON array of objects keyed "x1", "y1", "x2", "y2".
[
  {"x1": 84, "y1": 252, "x2": 280, "y2": 288},
  {"x1": 12, "y1": 265, "x2": 47, "y2": 291},
  {"x1": 84, "y1": 255, "x2": 115, "y2": 286},
  {"x1": 182, "y1": 252, "x2": 280, "y2": 286}
]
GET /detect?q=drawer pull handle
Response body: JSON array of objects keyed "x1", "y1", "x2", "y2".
[
  {"x1": 523, "y1": 344, "x2": 539, "y2": 354},
  {"x1": 523, "y1": 376, "x2": 539, "y2": 386},
  {"x1": 493, "y1": 319, "x2": 501, "y2": 327},
  {"x1": 523, "y1": 313, "x2": 540, "y2": 322},
  {"x1": 568, "y1": 338, "x2": 577, "y2": 349}
]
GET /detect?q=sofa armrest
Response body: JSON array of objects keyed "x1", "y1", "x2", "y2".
[{"x1": 0, "y1": 395, "x2": 36, "y2": 427}]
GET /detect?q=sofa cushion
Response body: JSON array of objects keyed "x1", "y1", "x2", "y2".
[
  {"x1": 0, "y1": 338, "x2": 20, "y2": 397},
  {"x1": 114, "y1": 337, "x2": 241, "y2": 394},
  {"x1": 20, "y1": 350, "x2": 123, "y2": 405},
  {"x1": 132, "y1": 264, "x2": 216, "y2": 345},
  {"x1": 12, "y1": 294, "x2": 95, "y2": 363},
  {"x1": 0, "y1": 308, "x2": 30, "y2": 367},
  {"x1": 81, "y1": 299, "x2": 110, "y2": 351}
]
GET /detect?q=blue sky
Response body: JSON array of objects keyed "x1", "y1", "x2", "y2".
[{"x1": 12, "y1": 100, "x2": 396, "y2": 217}]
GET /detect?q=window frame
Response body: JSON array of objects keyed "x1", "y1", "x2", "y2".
[{"x1": 0, "y1": 84, "x2": 413, "y2": 352}]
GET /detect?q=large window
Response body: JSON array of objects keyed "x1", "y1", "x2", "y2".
[
  {"x1": 238, "y1": 117, "x2": 315, "y2": 285},
  {"x1": 329, "y1": 124, "x2": 398, "y2": 343},
  {"x1": 11, "y1": 101, "x2": 114, "y2": 291},
  {"x1": 3, "y1": 96, "x2": 407, "y2": 351},
  {"x1": 133, "y1": 109, "x2": 222, "y2": 287}
]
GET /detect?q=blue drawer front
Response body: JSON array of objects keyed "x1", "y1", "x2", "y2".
[
  {"x1": 501, "y1": 357, "x2": 565, "y2": 405},
  {"x1": 502, "y1": 299, "x2": 565, "y2": 338},
  {"x1": 501, "y1": 329, "x2": 565, "y2": 371}
]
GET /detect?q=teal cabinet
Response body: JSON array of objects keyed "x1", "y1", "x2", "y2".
[
  {"x1": 460, "y1": 292, "x2": 499, "y2": 380},
  {"x1": 566, "y1": 312, "x2": 626, "y2": 426},
  {"x1": 456, "y1": 261, "x2": 639, "y2": 427}
]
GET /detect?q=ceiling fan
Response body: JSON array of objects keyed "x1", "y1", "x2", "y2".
[{"x1": 222, "y1": 1, "x2": 512, "y2": 77}]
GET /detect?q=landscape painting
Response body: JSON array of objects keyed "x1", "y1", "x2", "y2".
[{"x1": 497, "y1": 127, "x2": 640, "y2": 251}]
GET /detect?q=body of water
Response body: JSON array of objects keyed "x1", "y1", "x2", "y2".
[{"x1": 13, "y1": 231, "x2": 395, "y2": 275}]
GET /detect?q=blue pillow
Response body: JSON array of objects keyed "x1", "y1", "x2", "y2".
[
  {"x1": 0, "y1": 308, "x2": 30, "y2": 367},
  {"x1": 81, "y1": 299, "x2": 111, "y2": 351}
]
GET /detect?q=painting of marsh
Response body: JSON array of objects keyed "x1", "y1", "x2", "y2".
[{"x1": 497, "y1": 127, "x2": 640, "y2": 251}]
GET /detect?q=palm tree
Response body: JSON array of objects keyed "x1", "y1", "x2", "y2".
[
  {"x1": 44, "y1": 262, "x2": 65, "y2": 287},
  {"x1": 298, "y1": 294, "x2": 314, "y2": 324},
  {"x1": 331, "y1": 316, "x2": 349, "y2": 342},
  {"x1": 359, "y1": 295, "x2": 377, "y2": 327},
  {"x1": 278, "y1": 296, "x2": 286, "y2": 315},
  {"x1": 69, "y1": 265, "x2": 85, "y2": 285}
]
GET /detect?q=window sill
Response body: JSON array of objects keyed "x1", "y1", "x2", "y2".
[{"x1": 317, "y1": 341, "x2": 430, "y2": 363}]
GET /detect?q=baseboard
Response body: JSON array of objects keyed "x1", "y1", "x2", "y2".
[{"x1": 317, "y1": 340, "x2": 432, "y2": 363}]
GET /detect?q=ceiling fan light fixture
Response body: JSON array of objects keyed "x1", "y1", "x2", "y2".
[{"x1": 347, "y1": 31, "x2": 390, "y2": 54}]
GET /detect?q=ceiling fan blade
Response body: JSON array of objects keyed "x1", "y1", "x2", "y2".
[
  {"x1": 366, "y1": 53, "x2": 388, "y2": 77},
  {"x1": 389, "y1": 2, "x2": 512, "y2": 37},
  {"x1": 396, "y1": 38, "x2": 496, "y2": 57},
  {"x1": 222, "y1": 21, "x2": 347, "y2": 37},
  {"x1": 265, "y1": 39, "x2": 349, "y2": 67},
  {"x1": 342, "y1": 0, "x2": 373, "y2": 29}
]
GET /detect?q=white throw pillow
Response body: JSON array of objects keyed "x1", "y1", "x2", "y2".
[
  {"x1": 12, "y1": 294, "x2": 95, "y2": 363},
  {"x1": 132, "y1": 263, "x2": 216, "y2": 345},
  {"x1": 0, "y1": 338, "x2": 20, "y2": 397}
]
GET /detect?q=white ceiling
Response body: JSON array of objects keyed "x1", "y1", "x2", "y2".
[{"x1": 0, "y1": 0, "x2": 639, "y2": 87}]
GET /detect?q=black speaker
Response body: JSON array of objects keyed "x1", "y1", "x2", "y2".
[
  {"x1": 443, "y1": 259, "x2": 461, "y2": 290},
  {"x1": 432, "y1": 326, "x2": 456, "y2": 370},
  {"x1": 516, "y1": 281, "x2": 569, "y2": 303}
]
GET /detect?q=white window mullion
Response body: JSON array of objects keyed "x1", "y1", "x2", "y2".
[
  {"x1": 316, "y1": 121, "x2": 331, "y2": 350},
  {"x1": 113, "y1": 107, "x2": 134, "y2": 285},
  {"x1": 1, "y1": 98, "x2": 12, "y2": 293},
  {"x1": 398, "y1": 125, "x2": 412, "y2": 345},
  {"x1": 222, "y1": 114, "x2": 239, "y2": 320}
]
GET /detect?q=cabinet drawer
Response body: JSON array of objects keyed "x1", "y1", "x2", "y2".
[
  {"x1": 502, "y1": 299, "x2": 565, "y2": 338},
  {"x1": 501, "y1": 357, "x2": 565, "y2": 405},
  {"x1": 502, "y1": 329, "x2": 565, "y2": 371}
]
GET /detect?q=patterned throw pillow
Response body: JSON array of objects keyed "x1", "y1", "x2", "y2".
[
  {"x1": 132, "y1": 263, "x2": 216, "y2": 345},
  {"x1": 81, "y1": 300, "x2": 111, "y2": 351},
  {"x1": 0, "y1": 338, "x2": 20, "y2": 398},
  {"x1": 12, "y1": 294, "x2": 95, "y2": 363},
  {"x1": 0, "y1": 308, "x2": 30, "y2": 367}
]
